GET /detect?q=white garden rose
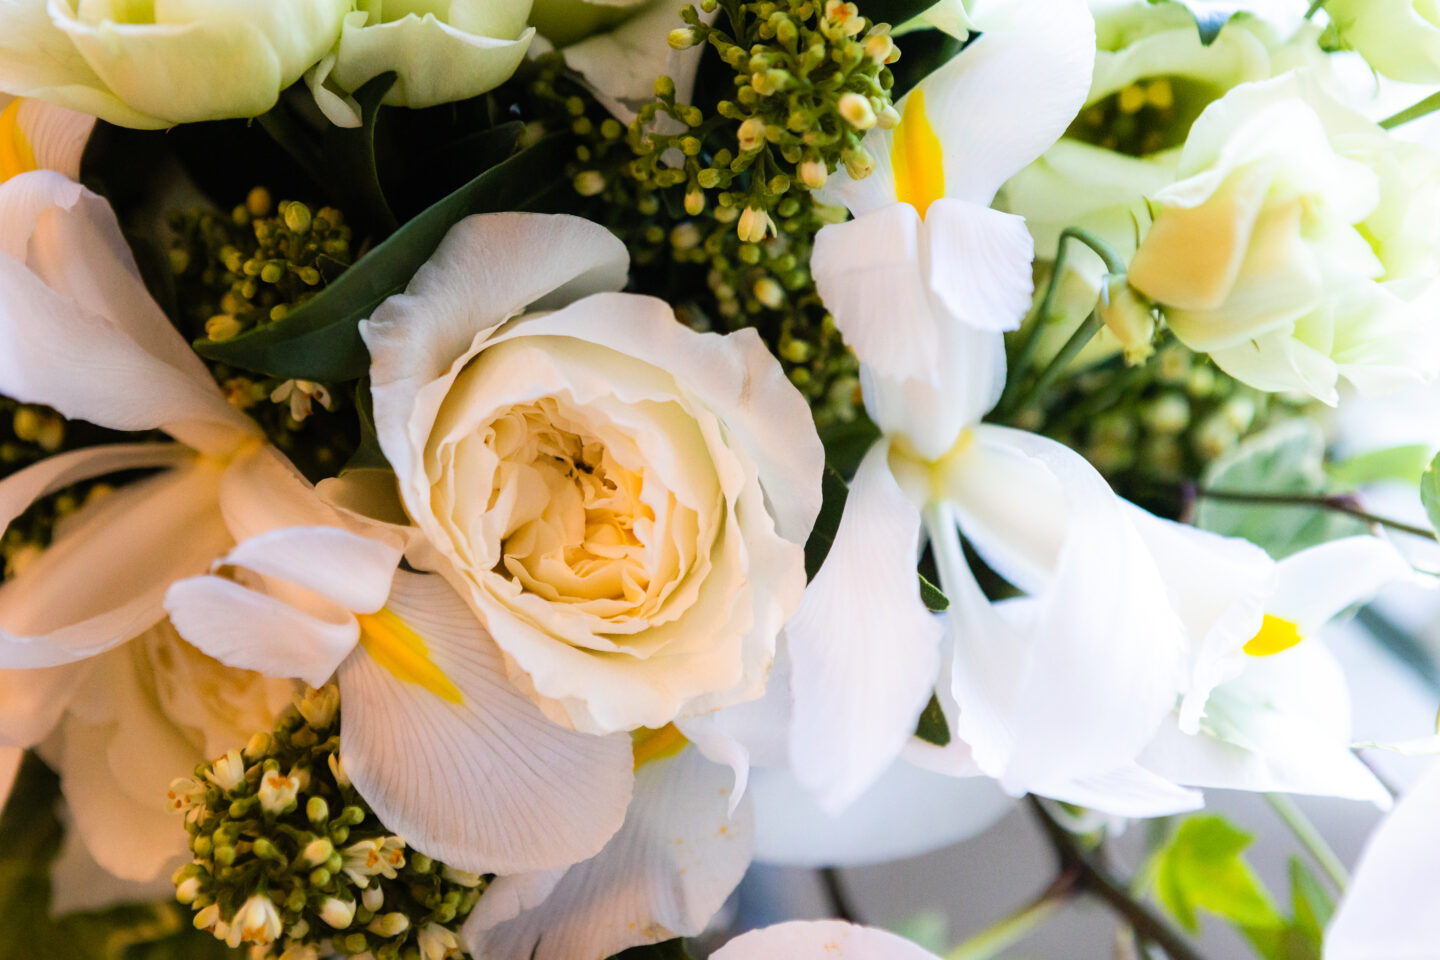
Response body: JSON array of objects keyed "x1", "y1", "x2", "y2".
[
  {"x1": 361, "y1": 212, "x2": 823, "y2": 734},
  {"x1": 0, "y1": 0, "x2": 350, "y2": 129},
  {"x1": 1128, "y1": 72, "x2": 1440, "y2": 404},
  {"x1": 1326, "y1": 0, "x2": 1440, "y2": 83}
]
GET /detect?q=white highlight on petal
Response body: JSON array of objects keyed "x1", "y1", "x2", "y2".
[{"x1": 712, "y1": 920, "x2": 942, "y2": 960}]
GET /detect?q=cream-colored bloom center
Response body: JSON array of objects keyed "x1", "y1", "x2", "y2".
[{"x1": 488, "y1": 397, "x2": 698, "y2": 621}]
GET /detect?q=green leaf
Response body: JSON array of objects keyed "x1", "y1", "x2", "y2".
[
  {"x1": 193, "y1": 133, "x2": 573, "y2": 382},
  {"x1": 1328, "y1": 444, "x2": 1435, "y2": 490},
  {"x1": 1151, "y1": 815, "x2": 1286, "y2": 937},
  {"x1": 803, "y1": 467, "x2": 950, "y2": 611},
  {"x1": 325, "y1": 71, "x2": 400, "y2": 237},
  {"x1": 818, "y1": 416, "x2": 880, "y2": 478},
  {"x1": 805, "y1": 467, "x2": 849, "y2": 580},
  {"x1": 1195, "y1": 420, "x2": 1365, "y2": 558},
  {"x1": 342, "y1": 380, "x2": 391, "y2": 475},
  {"x1": 608, "y1": 939, "x2": 695, "y2": 960},
  {"x1": 1421, "y1": 451, "x2": 1440, "y2": 536},
  {"x1": 1288, "y1": 855, "x2": 1334, "y2": 950},
  {"x1": 914, "y1": 692, "x2": 951, "y2": 746},
  {"x1": 862, "y1": 0, "x2": 943, "y2": 29}
]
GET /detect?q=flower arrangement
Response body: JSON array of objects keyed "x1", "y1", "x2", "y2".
[{"x1": 3, "y1": 1, "x2": 1440, "y2": 958}]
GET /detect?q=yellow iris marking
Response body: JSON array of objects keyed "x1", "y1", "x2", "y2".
[
  {"x1": 1242, "y1": 614, "x2": 1304, "y2": 657},
  {"x1": 0, "y1": 99, "x2": 37, "y2": 182},
  {"x1": 631, "y1": 723, "x2": 688, "y2": 770},
  {"x1": 890, "y1": 88, "x2": 945, "y2": 219},
  {"x1": 356, "y1": 608, "x2": 463, "y2": 704}
]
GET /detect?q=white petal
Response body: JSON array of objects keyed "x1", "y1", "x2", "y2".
[
  {"x1": 0, "y1": 460, "x2": 231, "y2": 668},
  {"x1": 0, "y1": 172, "x2": 253, "y2": 453},
  {"x1": 222, "y1": 526, "x2": 401, "y2": 615},
  {"x1": 923, "y1": 198, "x2": 1035, "y2": 333},
  {"x1": 1326, "y1": 761, "x2": 1440, "y2": 959},
  {"x1": 1142, "y1": 641, "x2": 1391, "y2": 807},
  {"x1": 462, "y1": 867, "x2": 566, "y2": 932},
  {"x1": 712, "y1": 920, "x2": 942, "y2": 960},
  {"x1": 13, "y1": 98, "x2": 95, "y2": 179},
  {"x1": 0, "y1": 661, "x2": 87, "y2": 748},
  {"x1": 1039, "y1": 764, "x2": 1204, "y2": 819},
  {"x1": 339, "y1": 572, "x2": 634, "y2": 875},
  {"x1": 750, "y1": 760, "x2": 1013, "y2": 867},
  {"x1": 0, "y1": 442, "x2": 190, "y2": 537},
  {"x1": 464, "y1": 748, "x2": 752, "y2": 960},
  {"x1": 1270, "y1": 536, "x2": 1422, "y2": 635},
  {"x1": 910, "y1": 0, "x2": 1095, "y2": 206},
  {"x1": 55, "y1": 715, "x2": 188, "y2": 882},
  {"x1": 941, "y1": 428, "x2": 1188, "y2": 792},
  {"x1": 49, "y1": 818, "x2": 175, "y2": 915},
  {"x1": 362, "y1": 211, "x2": 628, "y2": 491},
  {"x1": 164, "y1": 575, "x2": 359, "y2": 689},
  {"x1": 561, "y1": 0, "x2": 712, "y2": 121},
  {"x1": 217, "y1": 443, "x2": 350, "y2": 541},
  {"x1": 786, "y1": 441, "x2": 942, "y2": 813}
]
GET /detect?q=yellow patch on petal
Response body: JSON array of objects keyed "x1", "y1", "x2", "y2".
[
  {"x1": 890, "y1": 88, "x2": 945, "y2": 219},
  {"x1": 1243, "y1": 614, "x2": 1303, "y2": 657},
  {"x1": 0, "y1": 99, "x2": 37, "y2": 182},
  {"x1": 631, "y1": 723, "x2": 688, "y2": 770},
  {"x1": 357, "y1": 608, "x2": 463, "y2": 704}
]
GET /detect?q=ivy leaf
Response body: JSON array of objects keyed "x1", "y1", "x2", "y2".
[
  {"x1": 1328, "y1": 444, "x2": 1435, "y2": 490},
  {"x1": 1421, "y1": 451, "x2": 1440, "y2": 536},
  {"x1": 193, "y1": 132, "x2": 572, "y2": 382},
  {"x1": 1195, "y1": 420, "x2": 1364, "y2": 558},
  {"x1": 1151, "y1": 815, "x2": 1286, "y2": 936}
]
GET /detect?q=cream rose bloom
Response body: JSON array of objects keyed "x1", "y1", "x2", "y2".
[
  {"x1": 0, "y1": 0, "x2": 349, "y2": 129},
  {"x1": 360, "y1": 212, "x2": 823, "y2": 734},
  {"x1": 1127, "y1": 72, "x2": 1440, "y2": 404}
]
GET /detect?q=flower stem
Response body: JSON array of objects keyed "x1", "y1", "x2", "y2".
[
  {"x1": 1027, "y1": 798, "x2": 1209, "y2": 960},
  {"x1": 998, "y1": 227, "x2": 1128, "y2": 414},
  {"x1": 1001, "y1": 309, "x2": 1104, "y2": 418},
  {"x1": 1381, "y1": 90, "x2": 1440, "y2": 130},
  {"x1": 945, "y1": 870, "x2": 1078, "y2": 960},
  {"x1": 819, "y1": 866, "x2": 861, "y2": 924},
  {"x1": 1190, "y1": 487, "x2": 1439, "y2": 541},
  {"x1": 1264, "y1": 793, "x2": 1350, "y2": 892},
  {"x1": 1304, "y1": 0, "x2": 1327, "y2": 19}
]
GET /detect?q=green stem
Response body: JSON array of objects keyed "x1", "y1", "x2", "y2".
[
  {"x1": 1028, "y1": 798, "x2": 1209, "y2": 960},
  {"x1": 1264, "y1": 793, "x2": 1350, "y2": 892},
  {"x1": 1001, "y1": 309, "x2": 1104, "y2": 418},
  {"x1": 1304, "y1": 0, "x2": 1327, "y2": 19},
  {"x1": 998, "y1": 227, "x2": 1128, "y2": 414},
  {"x1": 1191, "y1": 488, "x2": 1439, "y2": 541},
  {"x1": 946, "y1": 870, "x2": 1079, "y2": 960},
  {"x1": 1381, "y1": 91, "x2": 1440, "y2": 130}
]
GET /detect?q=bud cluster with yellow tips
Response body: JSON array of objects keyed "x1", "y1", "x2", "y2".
[{"x1": 170, "y1": 685, "x2": 486, "y2": 960}]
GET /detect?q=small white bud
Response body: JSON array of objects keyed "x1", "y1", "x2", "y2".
[
  {"x1": 419, "y1": 922, "x2": 462, "y2": 960},
  {"x1": 258, "y1": 768, "x2": 300, "y2": 815},
  {"x1": 737, "y1": 116, "x2": 766, "y2": 152},
  {"x1": 206, "y1": 749, "x2": 246, "y2": 792},
  {"x1": 838, "y1": 92, "x2": 876, "y2": 131},
  {"x1": 737, "y1": 206, "x2": 775, "y2": 243},
  {"x1": 175, "y1": 876, "x2": 202, "y2": 904},
  {"x1": 362, "y1": 885, "x2": 384, "y2": 912},
  {"x1": 297, "y1": 685, "x2": 340, "y2": 728},
  {"x1": 573, "y1": 170, "x2": 606, "y2": 196},
  {"x1": 366, "y1": 913, "x2": 411, "y2": 937},
  {"x1": 1096, "y1": 274, "x2": 1156, "y2": 366},
  {"x1": 297, "y1": 837, "x2": 335, "y2": 868},
  {"x1": 319, "y1": 897, "x2": 356, "y2": 929},
  {"x1": 441, "y1": 866, "x2": 484, "y2": 887},
  {"x1": 667, "y1": 27, "x2": 699, "y2": 48},
  {"x1": 798, "y1": 159, "x2": 827, "y2": 190},
  {"x1": 228, "y1": 894, "x2": 282, "y2": 948}
]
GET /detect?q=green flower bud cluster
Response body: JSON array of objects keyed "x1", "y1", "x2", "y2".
[
  {"x1": 629, "y1": 0, "x2": 898, "y2": 234},
  {"x1": 170, "y1": 686, "x2": 486, "y2": 960},
  {"x1": 168, "y1": 186, "x2": 352, "y2": 343},
  {"x1": 167, "y1": 188, "x2": 359, "y2": 480},
  {"x1": 1028, "y1": 337, "x2": 1307, "y2": 494}
]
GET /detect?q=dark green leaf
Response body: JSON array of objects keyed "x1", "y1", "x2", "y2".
[
  {"x1": 805, "y1": 467, "x2": 849, "y2": 580},
  {"x1": 1328, "y1": 444, "x2": 1435, "y2": 490},
  {"x1": 914, "y1": 692, "x2": 951, "y2": 746},
  {"x1": 325, "y1": 71, "x2": 400, "y2": 237},
  {"x1": 608, "y1": 939, "x2": 695, "y2": 960},
  {"x1": 861, "y1": 0, "x2": 943, "y2": 28},
  {"x1": 919, "y1": 572, "x2": 948, "y2": 611},
  {"x1": 889, "y1": 28, "x2": 970, "y2": 101},
  {"x1": 194, "y1": 134, "x2": 574, "y2": 382},
  {"x1": 1195, "y1": 420, "x2": 1364, "y2": 558},
  {"x1": 818, "y1": 416, "x2": 880, "y2": 478},
  {"x1": 342, "y1": 380, "x2": 391, "y2": 474},
  {"x1": 1421, "y1": 451, "x2": 1440, "y2": 536}
]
